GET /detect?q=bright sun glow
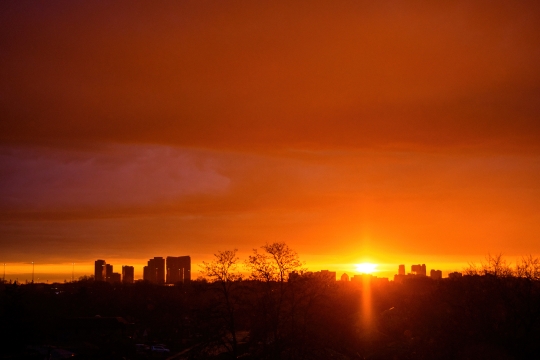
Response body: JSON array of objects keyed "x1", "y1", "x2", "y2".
[{"x1": 355, "y1": 262, "x2": 377, "y2": 274}]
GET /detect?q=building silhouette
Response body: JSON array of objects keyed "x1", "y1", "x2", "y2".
[
  {"x1": 448, "y1": 271, "x2": 463, "y2": 279},
  {"x1": 341, "y1": 273, "x2": 349, "y2": 281},
  {"x1": 288, "y1": 270, "x2": 300, "y2": 281},
  {"x1": 94, "y1": 260, "x2": 106, "y2": 281},
  {"x1": 394, "y1": 264, "x2": 448, "y2": 282},
  {"x1": 143, "y1": 266, "x2": 149, "y2": 281},
  {"x1": 430, "y1": 269, "x2": 442, "y2": 280},
  {"x1": 143, "y1": 257, "x2": 165, "y2": 284},
  {"x1": 111, "y1": 272, "x2": 121, "y2": 283},
  {"x1": 166, "y1": 256, "x2": 191, "y2": 284},
  {"x1": 411, "y1": 264, "x2": 427, "y2": 276},
  {"x1": 351, "y1": 273, "x2": 389, "y2": 285},
  {"x1": 395, "y1": 264, "x2": 429, "y2": 282},
  {"x1": 93, "y1": 256, "x2": 192, "y2": 285},
  {"x1": 105, "y1": 264, "x2": 113, "y2": 282},
  {"x1": 122, "y1": 266, "x2": 134, "y2": 284},
  {"x1": 313, "y1": 270, "x2": 336, "y2": 281}
]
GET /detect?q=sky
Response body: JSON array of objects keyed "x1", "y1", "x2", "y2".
[{"x1": 1, "y1": 1, "x2": 540, "y2": 282}]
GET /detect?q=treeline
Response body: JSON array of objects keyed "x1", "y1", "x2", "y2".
[
  {"x1": 1, "y1": 246, "x2": 540, "y2": 359},
  {"x1": 464, "y1": 253, "x2": 540, "y2": 279}
]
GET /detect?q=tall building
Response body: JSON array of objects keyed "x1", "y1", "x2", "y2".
[
  {"x1": 341, "y1": 273, "x2": 349, "y2": 282},
  {"x1": 143, "y1": 266, "x2": 149, "y2": 282},
  {"x1": 411, "y1": 264, "x2": 427, "y2": 276},
  {"x1": 105, "y1": 264, "x2": 113, "y2": 282},
  {"x1": 430, "y1": 269, "x2": 442, "y2": 280},
  {"x1": 398, "y1": 264, "x2": 405, "y2": 276},
  {"x1": 144, "y1": 257, "x2": 165, "y2": 283},
  {"x1": 166, "y1": 256, "x2": 191, "y2": 284},
  {"x1": 94, "y1": 260, "x2": 106, "y2": 281},
  {"x1": 122, "y1": 266, "x2": 134, "y2": 284}
]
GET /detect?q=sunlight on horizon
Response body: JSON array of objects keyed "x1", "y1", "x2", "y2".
[{"x1": 355, "y1": 262, "x2": 377, "y2": 274}]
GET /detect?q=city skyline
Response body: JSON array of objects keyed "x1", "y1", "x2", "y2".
[{"x1": 1, "y1": 254, "x2": 465, "y2": 284}]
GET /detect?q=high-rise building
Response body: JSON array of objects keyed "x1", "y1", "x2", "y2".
[
  {"x1": 111, "y1": 272, "x2": 121, "y2": 283},
  {"x1": 430, "y1": 269, "x2": 442, "y2": 280},
  {"x1": 144, "y1": 257, "x2": 165, "y2": 284},
  {"x1": 341, "y1": 273, "x2": 349, "y2": 281},
  {"x1": 411, "y1": 264, "x2": 426, "y2": 276},
  {"x1": 398, "y1": 264, "x2": 405, "y2": 276},
  {"x1": 143, "y1": 266, "x2": 149, "y2": 282},
  {"x1": 166, "y1": 256, "x2": 191, "y2": 284},
  {"x1": 122, "y1": 266, "x2": 134, "y2": 284},
  {"x1": 94, "y1": 260, "x2": 106, "y2": 281},
  {"x1": 105, "y1": 264, "x2": 113, "y2": 282}
]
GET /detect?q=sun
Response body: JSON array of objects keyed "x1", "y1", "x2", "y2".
[{"x1": 355, "y1": 262, "x2": 377, "y2": 274}]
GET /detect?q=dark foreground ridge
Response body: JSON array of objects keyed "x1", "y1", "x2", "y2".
[{"x1": 1, "y1": 272, "x2": 540, "y2": 359}]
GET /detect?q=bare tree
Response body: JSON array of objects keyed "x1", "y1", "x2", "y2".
[
  {"x1": 200, "y1": 249, "x2": 243, "y2": 357},
  {"x1": 245, "y1": 242, "x2": 304, "y2": 356},
  {"x1": 516, "y1": 255, "x2": 540, "y2": 280},
  {"x1": 482, "y1": 253, "x2": 514, "y2": 277},
  {"x1": 464, "y1": 253, "x2": 514, "y2": 277},
  {"x1": 246, "y1": 242, "x2": 303, "y2": 283}
]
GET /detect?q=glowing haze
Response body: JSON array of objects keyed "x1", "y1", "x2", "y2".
[{"x1": 1, "y1": 1, "x2": 540, "y2": 282}]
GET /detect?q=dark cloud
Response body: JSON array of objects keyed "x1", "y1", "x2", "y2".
[
  {"x1": 0, "y1": 145, "x2": 229, "y2": 212},
  {"x1": 1, "y1": 1, "x2": 540, "y2": 151}
]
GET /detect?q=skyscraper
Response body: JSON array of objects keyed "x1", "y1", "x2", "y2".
[
  {"x1": 430, "y1": 269, "x2": 442, "y2": 280},
  {"x1": 122, "y1": 266, "x2": 134, "y2": 284},
  {"x1": 94, "y1": 259, "x2": 106, "y2": 281},
  {"x1": 105, "y1": 264, "x2": 113, "y2": 282},
  {"x1": 166, "y1": 256, "x2": 191, "y2": 284},
  {"x1": 143, "y1": 266, "x2": 149, "y2": 282},
  {"x1": 411, "y1": 264, "x2": 426, "y2": 276},
  {"x1": 398, "y1": 264, "x2": 405, "y2": 276},
  {"x1": 144, "y1": 257, "x2": 165, "y2": 284}
]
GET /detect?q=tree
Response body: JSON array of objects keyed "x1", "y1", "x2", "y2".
[
  {"x1": 200, "y1": 249, "x2": 243, "y2": 357},
  {"x1": 245, "y1": 242, "x2": 304, "y2": 357},
  {"x1": 246, "y1": 242, "x2": 303, "y2": 283},
  {"x1": 516, "y1": 255, "x2": 540, "y2": 280},
  {"x1": 464, "y1": 253, "x2": 514, "y2": 277}
]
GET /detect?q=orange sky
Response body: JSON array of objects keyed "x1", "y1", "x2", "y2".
[{"x1": 1, "y1": 1, "x2": 540, "y2": 281}]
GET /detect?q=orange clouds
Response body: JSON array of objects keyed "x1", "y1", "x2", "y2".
[{"x1": 1, "y1": 146, "x2": 539, "y2": 269}]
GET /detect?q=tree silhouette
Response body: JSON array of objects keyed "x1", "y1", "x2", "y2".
[
  {"x1": 464, "y1": 253, "x2": 514, "y2": 277},
  {"x1": 245, "y1": 242, "x2": 304, "y2": 357},
  {"x1": 246, "y1": 242, "x2": 303, "y2": 283},
  {"x1": 516, "y1": 255, "x2": 540, "y2": 280},
  {"x1": 200, "y1": 249, "x2": 243, "y2": 357}
]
